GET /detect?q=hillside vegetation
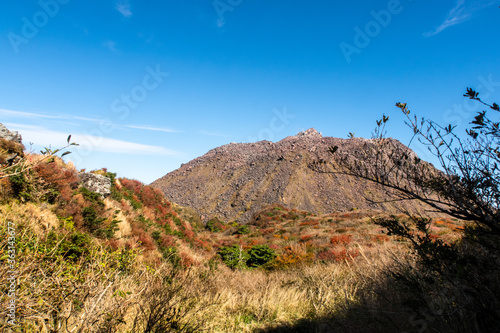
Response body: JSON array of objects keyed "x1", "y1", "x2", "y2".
[{"x1": 0, "y1": 142, "x2": 481, "y2": 332}]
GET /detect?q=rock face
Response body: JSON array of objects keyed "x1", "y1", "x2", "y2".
[
  {"x1": 151, "y1": 128, "x2": 429, "y2": 223},
  {"x1": 0, "y1": 123, "x2": 23, "y2": 145},
  {"x1": 0, "y1": 123, "x2": 24, "y2": 166},
  {"x1": 79, "y1": 173, "x2": 112, "y2": 197}
]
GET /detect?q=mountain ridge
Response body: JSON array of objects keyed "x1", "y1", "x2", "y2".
[{"x1": 151, "y1": 128, "x2": 428, "y2": 223}]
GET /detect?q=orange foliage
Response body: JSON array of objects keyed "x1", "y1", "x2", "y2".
[
  {"x1": 300, "y1": 220, "x2": 319, "y2": 226},
  {"x1": 371, "y1": 234, "x2": 390, "y2": 243},
  {"x1": 317, "y1": 248, "x2": 360, "y2": 262},
  {"x1": 272, "y1": 244, "x2": 314, "y2": 268},
  {"x1": 300, "y1": 235, "x2": 313, "y2": 242},
  {"x1": 330, "y1": 234, "x2": 352, "y2": 245}
]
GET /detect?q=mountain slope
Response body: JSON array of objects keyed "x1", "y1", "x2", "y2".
[{"x1": 151, "y1": 129, "x2": 432, "y2": 223}]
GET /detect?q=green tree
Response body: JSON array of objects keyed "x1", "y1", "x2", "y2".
[{"x1": 217, "y1": 245, "x2": 249, "y2": 269}]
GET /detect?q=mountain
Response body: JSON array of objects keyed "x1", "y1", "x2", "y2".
[{"x1": 151, "y1": 128, "x2": 432, "y2": 223}]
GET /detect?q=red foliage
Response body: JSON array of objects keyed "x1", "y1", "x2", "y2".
[
  {"x1": 160, "y1": 235, "x2": 176, "y2": 248},
  {"x1": 194, "y1": 237, "x2": 212, "y2": 251},
  {"x1": 180, "y1": 252, "x2": 194, "y2": 268},
  {"x1": 131, "y1": 223, "x2": 156, "y2": 250},
  {"x1": 106, "y1": 239, "x2": 120, "y2": 251},
  {"x1": 428, "y1": 234, "x2": 440, "y2": 240},
  {"x1": 330, "y1": 234, "x2": 352, "y2": 245},
  {"x1": 300, "y1": 220, "x2": 319, "y2": 226},
  {"x1": 300, "y1": 235, "x2": 313, "y2": 242},
  {"x1": 269, "y1": 244, "x2": 280, "y2": 250},
  {"x1": 217, "y1": 239, "x2": 234, "y2": 248},
  {"x1": 34, "y1": 161, "x2": 79, "y2": 203},
  {"x1": 120, "y1": 178, "x2": 143, "y2": 195},
  {"x1": 317, "y1": 249, "x2": 360, "y2": 262},
  {"x1": 371, "y1": 234, "x2": 390, "y2": 243},
  {"x1": 261, "y1": 228, "x2": 275, "y2": 235}
]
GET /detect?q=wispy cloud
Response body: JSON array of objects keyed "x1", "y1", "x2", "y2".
[
  {"x1": 0, "y1": 108, "x2": 101, "y2": 122},
  {"x1": 424, "y1": 0, "x2": 497, "y2": 37},
  {"x1": 4, "y1": 123, "x2": 179, "y2": 156},
  {"x1": 123, "y1": 125, "x2": 179, "y2": 133},
  {"x1": 116, "y1": 1, "x2": 133, "y2": 18},
  {"x1": 0, "y1": 109, "x2": 177, "y2": 134}
]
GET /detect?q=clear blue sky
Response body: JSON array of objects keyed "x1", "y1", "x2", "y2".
[{"x1": 1, "y1": 0, "x2": 499, "y2": 183}]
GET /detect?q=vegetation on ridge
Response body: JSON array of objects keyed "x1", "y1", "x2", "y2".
[{"x1": 2, "y1": 87, "x2": 497, "y2": 332}]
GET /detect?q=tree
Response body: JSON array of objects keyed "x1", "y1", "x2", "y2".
[{"x1": 311, "y1": 89, "x2": 500, "y2": 331}]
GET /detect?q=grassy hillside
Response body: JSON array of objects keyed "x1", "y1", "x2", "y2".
[{"x1": 0, "y1": 151, "x2": 482, "y2": 332}]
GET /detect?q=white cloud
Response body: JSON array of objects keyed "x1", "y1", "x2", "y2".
[
  {"x1": 0, "y1": 108, "x2": 178, "y2": 134},
  {"x1": 0, "y1": 108, "x2": 101, "y2": 122},
  {"x1": 424, "y1": 0, "x2": 497, "y2": 37},
  {"x1": 4, "y1": 124, "x2": 179, "y2": 156},
  {"x1": 116, "y1": 1, "x2": 133, "y2": 18},
  {"x1": 123, "y1": 125, "x2": 179, "y2": 133}
]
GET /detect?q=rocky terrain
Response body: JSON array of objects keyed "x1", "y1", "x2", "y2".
[{"x1": 151, "y1": 128, "x2": 432, "y2": 223}]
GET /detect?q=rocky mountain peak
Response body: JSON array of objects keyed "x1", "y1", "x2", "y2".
[
  {"x1": 151, "y1": 131, "x2": 430, "y2": 223},
  {"x1": 296, "y1": 128, "x2": 322, "y2": 139}
]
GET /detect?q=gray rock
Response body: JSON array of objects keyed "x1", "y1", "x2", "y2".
[
  {"x1": 0, "y1": 123, "x2": 23, "y2": 144},
  {"x1": 79, "y1": 173, "x2": 112, "y2": 197}
]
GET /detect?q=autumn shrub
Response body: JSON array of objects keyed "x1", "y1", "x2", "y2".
[
  {"x1": 205, "y1": 217, "x2": 225, "y2": 232},
  {"x1": 300, "y1": 220, "x2": 319, "y2": 226},
  {"x1": 330, "y1": 234, "x2": 352, "y2": 245},
  {"x1": 371, "y1": 234, "x2": 390, "y2": 243},
  {"x1": 316, "y1": 248, "x2": 360, "y2": 262},
  {"x1": 269, "y1": 244, "x2": 314, "y2": 269},
  {"x1": 261, "y1": 228, "x2": 275, "y2": 235},
  {"x1": 300, "y1": 235, "x2": 313, "y2": 242}
]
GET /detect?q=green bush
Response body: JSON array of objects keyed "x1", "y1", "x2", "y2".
[
  {"x1": 46, "y1": 231, "x2": 92, "y2": 261},
  {"x1": 205, "y1": 218, "x2": 225, "y2": 232},
  {"x1": 82, "y1": 206, "x2": 106, "y2": 233},
  {"x1": 79, "y1": 187, "x2": 104, "y2": 207},
  {"x1": 247, "y1": 245, "x2": 276, "y2": 267},
  {"x1": 235, "y1": 224, "x2": 250, "y2": 235},
  {"x1": 217, "y1": 245, "x2": 249, "y2": 269}
]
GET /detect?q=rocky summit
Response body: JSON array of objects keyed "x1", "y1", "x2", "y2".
[{"x1": 151, "y1": 129, "x2": 430, "y2": 223}]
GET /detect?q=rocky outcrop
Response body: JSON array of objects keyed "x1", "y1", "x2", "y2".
[
  {"x1": 0, "y1": 123, "x2": 24, "y2": 166},
  {"x1": 151, "y1": 128, "x2": 431, "y2": 223},
  {"x1": 79, "y1": 173, "x2": 112, "y2": 197},
  {"x1": 0, "y1": 123, "x2": 23, "y2": 145}
]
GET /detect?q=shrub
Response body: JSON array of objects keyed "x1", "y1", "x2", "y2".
[
  {"x1": 217, "y1": 245, "x2": 249, "y2": 269},
  {"x1": 247, "y1": 245, "x2": 277, "y2": 267},
  {"x1": 235, "y1": 224, "x2": 251, "y2": 235},
  {"x1": 82, "y1": 206, "x2": 106, "y2": 233},
  {"x1": 330, "y1": 234, "x2": 352, "y2": 245},
  {"x1": 316, "y1": 249, "x2": 360, "y2": 262},
  {"x1": 79, "y1": 186, "x2": 104, "y2": 207},
  {"x1": 205, "y1": 218, "x2": 225, "y2": 232},
  {"x1": 46, "y1": 231, "x2": 92, "y2": 261}
]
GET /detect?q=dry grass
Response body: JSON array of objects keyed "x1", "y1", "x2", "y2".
[{"x1": 1, "y1": 200, "x2": 416, "y2": 332}]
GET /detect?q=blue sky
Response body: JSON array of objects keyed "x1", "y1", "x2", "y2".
[{"x1": 0, "y1": 0, "x2": 499, "y2": 183}]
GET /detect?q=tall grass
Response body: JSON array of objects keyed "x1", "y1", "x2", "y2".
[{"x1": 1, "y1": 200, "x2": 494, "y2": 332}]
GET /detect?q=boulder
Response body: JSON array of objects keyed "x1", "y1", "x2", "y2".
[
  {"x1": 79, "y1": 173, "x2": 112, "y2": 197},
  {"x1": 0, "y1": 123, "x2": 23, "y2": 145}
]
